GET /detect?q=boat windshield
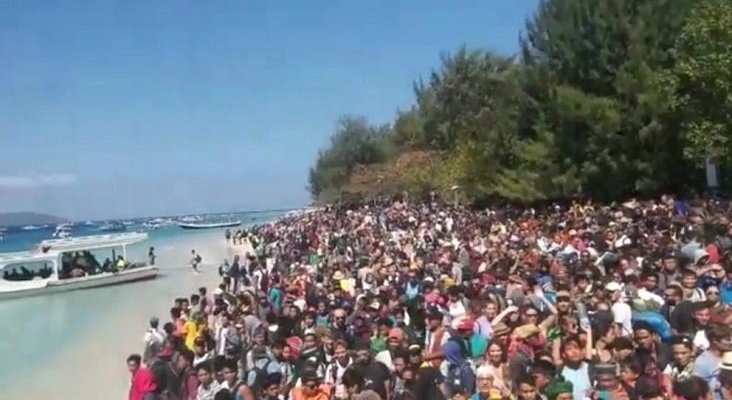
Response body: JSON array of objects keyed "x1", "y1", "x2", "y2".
[
  {"x1": 58, "y1": 246, "x2": 147, "y2": 279},
  {"x1": 2, "y1": 260, "x2": 54, "y2": 281}
]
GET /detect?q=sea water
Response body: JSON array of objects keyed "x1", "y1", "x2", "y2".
[{"x1": 0, "y1": 211, "x2": 286, "y2": 384}]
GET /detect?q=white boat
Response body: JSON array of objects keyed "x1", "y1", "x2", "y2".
[
  {"x1": 52, "y1": 224, "x2": 72, "y2": 238},
  {"x1": 21, "y1": 225, "x2": 42, "y2": 231},
  {"x1": 0, "y1": 232, "x2": 157, "y2": 300},
  {"x1": 141, "y1": 221, "x2": 160, "y2": 231}
]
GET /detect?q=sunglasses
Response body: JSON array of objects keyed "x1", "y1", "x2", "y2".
[{"x1": 557, "y1": 297, "x2": 571, "y2": 303}]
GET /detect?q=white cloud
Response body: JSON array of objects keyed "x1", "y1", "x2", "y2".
[{"x1": 0, "y1": 174, "x2": 78, "y2": 189}]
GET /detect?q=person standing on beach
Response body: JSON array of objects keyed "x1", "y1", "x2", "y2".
[
  {"x1": 149, "y1": 247, "x2": 156, "y2": 266},
  {"x1": 127, "y1": 354, "x2": 158, "y2": 400},
  {"x1": 191, "y1": 249, "x2": 201, "y2": 274},
  {"x1": 176, "y1": 349, "x2": 200, "y2": 400},
  {"x1": 143, "y1": 316, "x2": 166, "y2": 366}
]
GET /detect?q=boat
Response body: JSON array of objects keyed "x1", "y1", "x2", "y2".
[
  {"x1": 0, "y1": 232, "x2": 156, "y2": 300},
  {"x1": 52, "y1": 224, "x2": 73, "y2": 238},
  {"x1": 96, "y1": 221, "x2": 126, "y2": 232},
  {"x1": 21, "y1": 225, "x2": 42, "y2": 231},
  {"x1": 180, "y1": 216, "x2": 203, "y2": 223},
  {"x1": 141, "y1": 221, "x2": 160, "y2": 231},
  {"x1": 178, "y1": 220, "x2": 241, "y2": 230}
]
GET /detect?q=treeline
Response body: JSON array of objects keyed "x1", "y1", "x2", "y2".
[{"x1": 308, "y1": 0, "x2": 732, "y2": 205}]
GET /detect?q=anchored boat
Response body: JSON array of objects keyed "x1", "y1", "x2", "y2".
[
  {"x1": 0, "y1": 232, "x2": 157, "y2": 300},
  {"x1": 178, "y1": 220, "x2": 241, "y2": 230}
]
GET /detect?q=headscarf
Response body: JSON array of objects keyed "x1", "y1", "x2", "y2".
[
  {"x1": 545, "y1": 379, "x2": 573, "y2": 400},
  {"x1": 442, "y1": 340, "x2": 466, "y2": 366}
]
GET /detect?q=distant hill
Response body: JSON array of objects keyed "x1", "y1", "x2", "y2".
[{"x1": 0, "y1": 212, "x2": 68, "y2": 227}]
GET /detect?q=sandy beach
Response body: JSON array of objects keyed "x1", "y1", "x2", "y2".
[{"x1": 3, "y1": 230, "x2": 251, "y2": 399}]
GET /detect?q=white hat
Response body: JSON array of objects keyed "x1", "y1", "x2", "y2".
[
  {"x1": 721, "y1": 351, "x2": 732, "y2": 371},
  {"x1": 213, "y1": 287, "x2": 224, "y2": 296},
  {"x1": 605, "y1": 282, "x2": 622, "y2": 292}
]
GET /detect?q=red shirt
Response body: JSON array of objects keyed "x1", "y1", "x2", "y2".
[{"x1": 129, "y1": 367, "x2": 157, "y2": 400}]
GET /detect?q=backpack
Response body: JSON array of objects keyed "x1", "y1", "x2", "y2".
[
  {"x1": 196, "y1": 254, "x2": 202, "y2": 263},
  {"x1": 231, "y1": 381, "x2": 247, "y2": 400},
  {"x1": 150, "y1": 359, "x2": 179, "y2": 397},
  {"x1": 248, "y1": 359, "x2": 273, "y2": 394},
  {"x1": 224, "y1": 331, "x2": 243, "y2": 359},
  {"x1": 446, "y1": 363, "x2": 475, "y2": 397}
]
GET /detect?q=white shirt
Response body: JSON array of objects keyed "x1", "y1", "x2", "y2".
[
  {"x1": 693, "y1": 329, "x2": 710, "y2": 351},
  {"x1": 611, "y1": 301, "x2": 633, "y2": 337},
  {"x1": 325, "y1": 358, "x2": 353, "y2": 399},
  {"x1": 637, "y1": 288, "x2": 665, "y2": 307},
  {"x1": 448, "y1": 301, "x2": 466, "y2": 320},
  {"x1": 215, "y1": 326, "x2": 231, "y2": 356},
  {"x1": 143, "y1": 327, "x2": 165, "y2": 363},
  {"x1": 375, "y1": 350, "x2": 394, "y2": 371},
  {"x1": 143, "y1": 328, "x2": 165, "y2": 347}
]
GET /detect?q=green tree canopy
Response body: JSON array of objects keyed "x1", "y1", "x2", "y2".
[{"x1": 307, "y1": 0, "x2": 729, "y2": 205}]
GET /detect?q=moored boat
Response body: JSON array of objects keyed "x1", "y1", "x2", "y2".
[
  {"x1": 52, "y1": 223, "x2": 73, "y2": 238},
  {"x1": 96, "y1": 221, "x2": 126, "y2": 232},
  {"x1": 178, "y1": 220, "x2": 241, "y2": 230},
  {"x1": 0, "y1": 232, "x2": 157, "y2": 300}
]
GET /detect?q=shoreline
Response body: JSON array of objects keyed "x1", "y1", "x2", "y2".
[{"x1": 3, "y1": 230, "x2": 247, "y2": 399}]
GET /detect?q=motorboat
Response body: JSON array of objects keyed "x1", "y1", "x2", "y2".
[
  {"x1": 21, "y1": 225, "x2": 42, "y2": 231},
  {"x1": 0, "y1": 232, "x2": 157, "y2": 300},
  {"x1": 96, "y1": 221, "x2": 126, "y2": 232},
  {"x1": 52, "y1": 223, "x2": 73, "y2": 238},
  {"x1": 178, "y1": 220, "x2": 241, "y2": 230},
  {"x1": 141, "y1": 221, "x2": 160, "y2": 231}
]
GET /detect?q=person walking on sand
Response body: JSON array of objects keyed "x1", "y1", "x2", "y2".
[{"x1": 191, "y1": 249, "x2": 201, "y2": 274}]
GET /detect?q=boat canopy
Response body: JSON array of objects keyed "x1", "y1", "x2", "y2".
[
  {"x1": 37, "y1": 232, "x2": 149, "y2": 254},
  {"x1": 0, "y1": 251, "x2": 56, "y2": 266}
]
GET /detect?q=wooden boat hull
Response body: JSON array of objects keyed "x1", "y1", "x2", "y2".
[{"x1": 0, "y1": 266, "x2": 158, "y2": 301}]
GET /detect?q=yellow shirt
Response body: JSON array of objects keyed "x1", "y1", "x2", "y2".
[{"x1": 183, "y1": 321, "x2": 203, "y2": 350}]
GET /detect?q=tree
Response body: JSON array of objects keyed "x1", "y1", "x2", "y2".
[
  {"x1": 519, "y1": 0, "x2": 697, "y2": 201},
  {"x1": 308, "y1": 116, "x2": 391, "y2": 199},
  {"x1": 671, "y1": 0, "x2": 732, "y2": 163}
]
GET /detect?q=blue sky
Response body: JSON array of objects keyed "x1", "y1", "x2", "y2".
[{"x1": 0, "y1": 0, "x2": 538, "y2": 220}]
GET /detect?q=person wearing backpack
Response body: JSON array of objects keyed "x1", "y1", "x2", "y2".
[
  {"x1": 246, "y1": 346, "x2": 279, "y2": 396},
  {"x1": 442, "y1": 340, "x2": 476, "y2": 398},
  {"x1": 149, "y1": 345, "x2": 180, "y2": 400}
]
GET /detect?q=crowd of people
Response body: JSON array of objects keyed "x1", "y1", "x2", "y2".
[{"x1": 128, "y1": 195, "x2": 732, "y2": 400}]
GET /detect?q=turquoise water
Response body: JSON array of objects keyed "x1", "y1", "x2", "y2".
[
  {"x1": 0, "y1": 210, "x2": 289, "y2": 253},
  {"x1": 0, "y1": 211, "x2": 286, "y2": 385}
]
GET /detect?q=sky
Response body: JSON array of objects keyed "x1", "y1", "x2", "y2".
[{"x1": 0, "y1": 0, "x2": 539, "y2": 220}]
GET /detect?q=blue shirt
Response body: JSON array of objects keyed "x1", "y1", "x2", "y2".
[
  {"x1": 720, "y1": 281, "x2": 732, "y2": 305},
  {"x1": 693, "y1": 350, "x2": 722, "y2": 400}
]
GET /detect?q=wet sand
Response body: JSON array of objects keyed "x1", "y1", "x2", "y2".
[{"x1": 3, "y1": 231, "x2": 252, "y2": 399}]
